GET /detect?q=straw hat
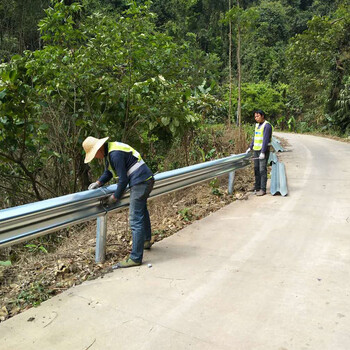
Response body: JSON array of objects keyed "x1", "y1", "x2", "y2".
[{"x1": 82, "y1": 136, "x2": 109, "y2": 163}]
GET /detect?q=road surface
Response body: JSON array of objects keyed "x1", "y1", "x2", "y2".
[{"x1": 1, "y1": 132, "x2": 350, "y2": 349}]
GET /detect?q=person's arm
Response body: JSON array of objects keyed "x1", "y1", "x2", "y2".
[
  {"x1": 248, "y1": 124, "x2": 256, "y2": 151},
  {"x1": 249, "y1": 137, "x2": 254, "y2": 150},
  {"x1": 261, "y1": 123, "x2": 272, "y2": 154},
  {"x1": 97, "y1": 159, "x2": 113, "y2": 185}
]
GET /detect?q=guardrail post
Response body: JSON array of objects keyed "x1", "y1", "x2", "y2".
[
  {"x1": 228, "y1": 171, "x2": 235, "y2": 194},
  {"x1": 96, "y1": 214, "x2": 107, "y2": 263}
]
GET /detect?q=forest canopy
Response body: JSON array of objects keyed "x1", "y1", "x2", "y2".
[{"x1": 0, "y1": 0, "x2": 349, "y2": 208}]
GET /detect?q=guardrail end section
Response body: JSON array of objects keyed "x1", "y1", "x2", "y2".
[
  {"x1": 268, "y1": 151, "x2": 278, "y2": 165},
  {"x1": 270, "y1": 161, "x2": 288, "y2": 197}
]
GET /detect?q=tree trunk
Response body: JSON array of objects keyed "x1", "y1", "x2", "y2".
[
  {"x1": 78, "y1": 158, "x2": 91, "y2": 191},
  {"x1": 228, "y1": 0, "x2": 232, "y2": 127},
  {"x1": 237, "y1": 0, "x2": 242, "y2": 130}
]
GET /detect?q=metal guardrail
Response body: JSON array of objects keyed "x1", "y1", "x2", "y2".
[
  {"x1": 268, "y1": 151, "x2": 278, "y2": 165},
  {"x1": 270, "y1": 161, "x2": 288, "y2": 196},
  {"x1": 0, "y1": 153, "x2": 250, "y2": 261},
  {"x1": 271, "y1": 136, "x2": 285, "y2": 152},
  {"x1": 269, "y1": 136, "x2": 288, "y2": 196}
]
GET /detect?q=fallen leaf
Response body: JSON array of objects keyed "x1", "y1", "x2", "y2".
[{"x1": 0, "y1": 306, "x2": 8, "y2": 318}]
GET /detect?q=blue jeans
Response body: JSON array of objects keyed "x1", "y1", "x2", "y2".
[
  {"x1": 129, "y1": 178, "x2": 154, "y2": 262},
  {"x1": 253, "y1": 150, "x2": 270, "y2": 192}
]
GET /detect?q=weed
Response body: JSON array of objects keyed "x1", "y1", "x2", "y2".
[
  {"x1": 209, "y1": 178, "x2": 222, "y2": 196},
  {"x1": 205, "y1": 148, "x2": 216, "y2": 160},
  {"x1": 178, "y1": 208, "x2": 193, "y2": 222},
  {"x1": 25, "y1": 244, "x2": 48, "y2": 254},
  {"x1": 17, "y1": 281, "x2": 52, "y2": 307},
  {"x1": 152, "y1": 229, "x2": 167, "y2": 238}
]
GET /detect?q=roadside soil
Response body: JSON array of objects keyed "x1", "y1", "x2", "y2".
[
  {"x1": 0, "y1": 167, "x2": 255, "y2": 322},
  {"x1": 0, "y1": 130, "x2": 300, "y2": 323}
]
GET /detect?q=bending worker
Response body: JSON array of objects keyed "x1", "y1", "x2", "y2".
[
  {"x1": 83, "y1": 136, "x2": 154, "y2": 268},
  {"x1": 246, "y1": 110, "x2": 273, "y2": 196}
]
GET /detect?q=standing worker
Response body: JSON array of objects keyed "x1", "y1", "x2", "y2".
[
  {"x1": 82, "y1": 136, "x2": 154, "y2": 268},
  {"x1": 246, "y1": 110, "x2": 273, "y2": 196}
]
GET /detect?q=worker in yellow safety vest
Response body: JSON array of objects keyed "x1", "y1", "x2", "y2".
[
  {"x1": 83, "y1": 136, "x2": 154, "y2": 268},
  {"x1": 246, "y1": 110, "x2": 273, "y2": 196}
]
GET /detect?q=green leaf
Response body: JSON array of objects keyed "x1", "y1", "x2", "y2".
[
  {"x1": 38, "y1": 100, "x2": 49, "y2": 107},
  {"x1": 9, "y1": 70, "x2": 17, "y2": 82},
  {"x1": 39, "y1": 246, "x2": 48, "y2": 254},
  {"x1": 169, "y1": 123, "x2": 176, "y2": 134},
  {"x1": 25, "y1": 244, "x2": 37, "y2": 248},
  {"x1": 0, "y1": 90, "x2": 6, "y2": 100},
  {"x1": 161, "y1": 117, "x2": 170, "y2": 126},
  {"x1": 11, "y1": 55, "x2": 22, "y2": 61},
  {"x1": 75, "y1": 119, "x2": 86, "y2": 126},
  {"x1": 0, "y1": 260, "x2": 12, "y2": 267},
  {"x1": 52, "y1": 152, "x2": 61, "y2": 158},
  {"x1": 39, "y1": 123, "x2": 49, "y2": 131}
]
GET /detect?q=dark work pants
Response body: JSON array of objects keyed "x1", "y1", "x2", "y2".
[
  {"x1": 129, "y1": 178, "x2": 154, "y2": 262},
  {"x1": 253, "y1": 150, "x2": 270, "y2": 192}
]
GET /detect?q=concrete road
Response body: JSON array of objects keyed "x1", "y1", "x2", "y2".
[{"x1": 1, "y1": 133, "x2": 350, "y2": 350}]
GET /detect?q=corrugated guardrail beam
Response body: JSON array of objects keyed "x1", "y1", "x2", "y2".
[
  {"x1": 0, "y1": 153, "x2": 250, "y2": 251},
  {"x1": 271, "y1": 136, "x2": 285, "y2": 152},
  {"x1": 270, "y1": 161, "x2": 288, "y2": 196},
  {"x1": 269, "y1": 136, "x2": 288, "y2": 196},
  {"x1": 268, "y1": 151, "x2": 278, "y2": 165},
  {"x1": 0, "y1": 134, "x2": 289, "y2": 261}
]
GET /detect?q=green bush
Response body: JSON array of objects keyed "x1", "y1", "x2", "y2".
[{"x1": 228, "y1": 82, "x2": 288, "y2": 123}]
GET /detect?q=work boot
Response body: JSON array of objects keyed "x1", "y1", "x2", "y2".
[
  {"x1": 144, "y1": 240, "x2": 153, "y2": 250},
  {"x1": 113, "y1": 257, "x2": 141, "y2": 269},
  {"x1": 256, "y1": 190, "x2": 266, "y2": 196}
]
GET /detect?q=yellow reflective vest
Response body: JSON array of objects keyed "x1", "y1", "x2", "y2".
[
  {"x1": 253, "y1": 121, "x2": 273, "y2": 151},
  {"x1": 107, "y1": 142, "x2": 144, "y2": 178}
]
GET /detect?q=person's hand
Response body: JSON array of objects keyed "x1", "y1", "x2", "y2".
[
  {"x1": 245, "y1": 148, "x2": 251, "y2": 154},
  {"x1": 259, "y1": 153, "x2": 265, "y2": 160},
  {"x1": 88, "y1": 181, "x2": 100, "y2": 190},
  {"x1": 103, "y1": 194, "x2": 117, "y2": 206}
]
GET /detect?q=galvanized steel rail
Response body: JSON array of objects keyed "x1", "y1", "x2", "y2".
[
  {"x1": 271, "y1": 136, "x2": 285, "y2": 152},
  {"x1": 269, "y1": 136, "x2": 288, "y2": 196},
  {"x1": 270, "y1": 161, "x2": 288, "y2": 196},
  {"x1": 0, "y1": 153, "x2": 250, "y2": 261}
]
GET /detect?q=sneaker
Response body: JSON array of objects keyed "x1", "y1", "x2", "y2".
[
  {"x1": 144, "y1": 240, "x2": 153, "y2": 250},
  {"x1": 113, "y1": 257, "x2": 141, "y2": 269},
  {"x1": 256, "y1": 190, "x2": 266, "y2": 196}
]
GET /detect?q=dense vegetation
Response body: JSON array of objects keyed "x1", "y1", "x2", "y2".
[{"x1": 0, "y1": 0, "x2": 349, "y2": 208}]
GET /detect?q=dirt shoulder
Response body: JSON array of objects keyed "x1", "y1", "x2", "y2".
[{"x1": 0, "y1": 167, "x2": 254, "y2": 322}]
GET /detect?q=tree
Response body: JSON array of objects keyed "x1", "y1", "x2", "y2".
[
  {"x1": 0, "y1": 56, "x2": 53, "y2": 205},
  {"x1": 242, "y1": 1, "x2": 290, "y2": 84},
  {"x1": 287, "y1": 3, "x2": 350, "y2": 132},
  {"x1": 0, "y1": 0, "x2": 50, "y2": 61},
  {"x1": 1, "y1": 0, "x2": 218, "y2": 206},
  {"x1": 225, "y1": 2, "x2": 258, "y2": 127}
]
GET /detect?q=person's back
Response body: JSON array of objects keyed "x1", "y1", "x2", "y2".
[{"x1": 99, "y1": 141, "x2": 153, "y2": 200}]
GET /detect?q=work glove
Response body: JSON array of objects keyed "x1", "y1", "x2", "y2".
[
  {"x1": 88, "y1": 182, "x2": 100, "y2": 190},
  {"x1": 259, "y1": 153, "x2": 265, "y2": 160},
  {"x1": 245, "y1": 148, "x2": 251, "y2": 154},
  {"x1": 103, "y1": 194, "x2": 117, "y2": 206}
]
